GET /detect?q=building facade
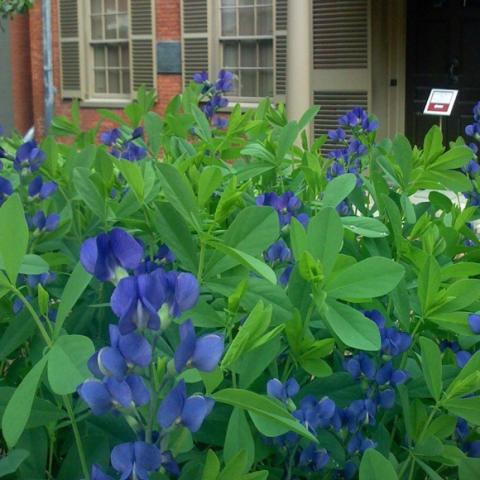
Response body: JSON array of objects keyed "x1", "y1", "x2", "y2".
[{"x1": 4, "y1": 0, "x2": 480, "y2": 145}]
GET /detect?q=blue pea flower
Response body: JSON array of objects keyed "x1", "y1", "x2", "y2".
[
  {"x1": 28, "y1": 176, "x2": 58, "y2": 200},
  {"x1": 267, "y1": 378, "x2": 299, "y2": 403},
  {"x1": 464, "y1": 159, "x2": 480, "y2": 178},
  {"x1": 162, "y1": 270, "x2": 200, "y2": 317},
  {"x1": 468, "y1": 314, "x2": 480, "y2": 334},
  {"x1": 345, "y1": 399, "x2": 377, "y2": 431},
  {"x1": 131, "y1": 127, "x2": 144, "y2": 140},
  {"x1": 299, "y1": 443, "x2": 330, "y2": 472},
  {"x1": 88, "y1": 324, "x2": 152, "y2": 379},
  {"x1": 13, "y1": 141, "x2": 46, "y2": 174},
  {"x1": 174, "y1": 319, "x2": 224, "y2": 373},
  {"x1": 26, "y1": 272, "x2": 56, "y2": 288},
  {"x1": 156, "y1": 244, "x2": 175, "y2": 264},
  {"x1": 256, "y1": 191, "x2": 307, "y2": 227},
  {"x1": 89, "y1": 464, "x2": 114, "y2": 480},
  {"x1": 377, "y1": 388, "x2": 396, "y2": 409},
  {"x1": 28, "y1": 211, "x2": 60, "y2": 233},
  {"x1": 215, "y1": 70, "x2": 234, "y2": 92},
  {"x1": 157, "y1": 379, "x2": 214, "y2": 432},
  {"x1": 465, "y1": 440, "x2": 480, "y2": 458},
  {"x1": 160, "y1": 451, "x2": 180, "y2": 477},
  {"x1": 120, "y1": 142, "x2": 147, "y2": 162},
  {"x1": 80, "y1": 228, "x2": 144, "y2": 282},
  {"x1": 346, "y1": 432, "x2": 376, "y2": 455},
  {"x1": 328, "y1": 128, "x2": 347, "y2": 143},
  {"x1": 456, "y1": 350, "x2": 472, "y2": 368},
  {"x1": 213, "y1": 116, "x2": 228, "y2": 129},
  {"x1": 111, "y1": 441, "x2": 161, "y2": 480},
  {"x1": 344, "y1": 353, "x2": 376, "y2": 380},
  {"x1": 193, "y1": 71, "x2": 209, "y2": 84},
  {"x1": 293, "y1": 395, "x2": 336, "y2": 432},
  {"x1": 456, "y1": 418, "x2": 469, "y2": 440},
  {"x1": 265, "y1": 239, "x2": 291, "y2": 264},
  {"x1": 375, "y1": 361, "x2": 409, "y2": 387},
  {"x1": 0, "y1": 176, "x2": 13, "y2": 205},
  {"x1": 78, "y1": 374, "x2": 150, "y2": 415},
  {"x1": 466, "y1": 123, "x2": 480, "y2": 138},
  {"x1": 348, "y1": 139, "x2": 368, "y2": 157},
  {"x1": 279, "y1": 265, "x2": 293, "y2": 286},
  {"x1": 100, "y1": 128, "x2": 121, "y2": 146}
]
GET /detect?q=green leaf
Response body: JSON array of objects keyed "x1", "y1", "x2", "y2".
[
  {"x1": 1, "y1": 356, "x2": 48, "y2": 448},
  {"x1": 359, "y1": 448, "x2": 398, "y2": 480},
  {"x1": 198, "y1": 166, "x2": 223, "y2": 207},
  {"x1": 326, "y1": 257, "x2": 404, "y2": 300},
  {"x1": 0, "y1": 194, "x2": 29, "y2": 283},
  {"x1": 201, "y1": 450, "x2": 220, "y2": 480},
  {"x1": 432, "y1": 145, "x2": 473, "y2": 170},
  {"x1": 297, "y1": 105, "x2": 320, "y2": 132},
  {"x1": 415, "y1": 457, "x2": 444, "y2": 480},
  {"x1": 0, "y1": 312, "x2": 35, "y2": 361},
  {"x1": 210, "y1": 242, "x2": 277, "y2": 284},
  {"x1": 423, "y1": 125, "x2": 444, "y2": 163},
  {"x1": 212, "y1": 389, "x2": 317, "y2": 442},
  {"x1": 306, "y1": 207, "x2": 343, "y2": 276},
  {"x1": 322, "y1": 299, "x2": 381, "y2": 351},
  {"x1": 154, "y1": 203, "x2": 199, "y2": 273},
  {"x1": 218, "y1": 450, "x2": 247, "y2": 480},
  {"x1": 443, "y1": 397, "x2": 480, "y2": 425},
  {"x1": 192, "y1": 104, "x2": 212, "y2": 141},
  {"x1": 392, "y1": 134, "x2": 412, "y2": 187},
  {"x1": 341, "y1": 216, "x2": 390, "y2": 238},
  {"x1": 157, "y1": 163, "x2": 202, "y2": 230},
  {"x1": 73, "y1": 167, "x2": 106, "y2": 219},
  {"x1": 276, "y1": 121, "x2": 298, "y2": 161},
  {"x1": 144, "y1": 111, "x2": 163, "y2": 155},
  {"x1": 459, "y1": 458, "x2": 480, "y2": 480},
  {"x1": 224, "y1": 408, "x2": 254, "y2": 472},
  {"x1": 115, "y1": 159, "x2": 144, "y2": 201},
  {"x1": 289, "y1": 216, "x2": 308, "y2": 260},
  {"x1": 322, "y1": 174, "x2": 357, "y2": 208},
  {"x1": 54, "y1": 262, "x2": 92, "y2": 337},
  {"x1": 47, "y1": 335, "x2": 95, "y2": 394},
  {"x1": 0, "y1": 449, "x2": 30, "y2": 476},
  {"x1": 435, "y1": 279, "x2": 480, "y2": 313},
  {"x1": 419, "y1": 337, "x2": 443, "y2": 401}
]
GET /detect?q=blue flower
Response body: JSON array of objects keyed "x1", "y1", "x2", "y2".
[
  {"x1": 100, "y1": 128, "x2": 121, "y2": 146},
  {"x1": 78, "y1": 374, "x2": 150, "y2": 415},
  {"x1": 463, "y1": 159, "x2": 480, "y2": 178},
  {"x1": 156, "y1": 244, "x2": 175, "y2": 264},
  {"x1": 160, "y1": 451, "x2": 180, "y2": 477},
  {"x1": 28, "y1": 176, "x2": 58, "y2": 200},
  {"x1": 0, "y1": 176, "x2": 13, "y2": 205},
  {"x1": 344, "y1": 353, "x2": 376, "y2": 380},
  {"x1": 336, "y1": 200, "x2": 350, "y2": 216},
  {"x1": 466, "y1": 123, "x2": 480, "y2": 138},
  {"x1": 468, "y1": 314, "x2": 480, "y2": 334},
  {"x1": 293, "y1": 395, "x2": 336, "y2": 432},
  {"x1": 264, "y1": 240, "x2": 291, "y2": 264},
  {"x1": 174, "y1": 319, "x2": 224, "y2": 373},
  {"x1": 376, "y1": 388, "x2": 396, "y2": 409},
  {"x1": 279, "y1": 265, "x2": 293, "y2": 286},
  {"x1": 346, "y1": 432, "x2": 376, "y2": 455},
  {"x1": 375, "y1": 361, "x2": 409, "y2": 387},
  {"x1": 111, "y1": 441, "x2": 161, "y2": 480},
  {"x1": 131, "y1": 127, "x2": 144, "y2": 140},
  {"x1": 161, "y1": 270, "x2": 200, "y2": 317},
  {"x1": 456, "y1": 418, "x2": 469, "y2": 440},
  {"x1": 215, "y1": 70, "x2": 234, "y2": 92},
  {"x1": 213, "y1": 116, "x2": 228, "y2": 129},
  {"x1": 80, "y1": 228, "x2": 144, "y2": 282},
  {"x1": 88, "y1": 324, "x2": 152, "y2": 379},
  {"x1": 113, "y1": 142, "x2": 147, "y2": 162},
  {"x1": 13, "y1": 141, "x2": 46, "y2": 174},
  {"x1": 26, "y1": 272, "x2": 56, "y2": 288},
  {"x1": 456, "y1": 350, "x2": 472, "y2": 368},
  {"x1": 157, "y1": 380, "x2": 214, "y2": 432},
  {"x1": 347, "y1": 139, "x2": 368, "y2": 157},
  {"x1": 345, "y1": 399, "x2": 377, "y2": 431},
  {"x1": 256, "y1": 191, "x2": 307, "y2": 227},
  {"x1": 299, "y1": 443, "x2": 330, "y2": 472},
  {"x1": 465, "y1": 440, "x2": 480, "y2": 458},
  {"x1": 193, "y1": 71, "x2": 209, "y2": 84},
  {"x1": 267, "y1": 378, "x2": 299, "y2": 403},
  {"x1": 328, "y1": 128, "x2": 347, "y2": 143},
  {"x1": 90, "y1": 464, "x2": 114, "y2": 480},
  {"x1": 28, "y1": 211, "x2": 60, "y2": 233}
]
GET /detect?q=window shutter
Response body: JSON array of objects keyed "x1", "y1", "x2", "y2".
[
  {"x1": 129, "y1": 0, "x2": 156, "y2": 91},
  {"x1": 275, "y1": 0, "x2": 287, "y2": 99},
  {"x1": 58, "y1": 0, "x2": 82, "y2": 98},
  {"x1": 181, "y1": 0, "x2": 209, "y2": 88},
  {"x1": 312, "y1": 0, "x2": 370, "y2": 144}
]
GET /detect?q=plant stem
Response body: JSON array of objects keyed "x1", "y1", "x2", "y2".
[{"x1": 63, "y1": 396, "x2": 90, "y2": 480}]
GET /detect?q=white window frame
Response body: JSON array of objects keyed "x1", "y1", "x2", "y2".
[{"x1": 212, "y1": 0, "x2": 275, "y2": 104}]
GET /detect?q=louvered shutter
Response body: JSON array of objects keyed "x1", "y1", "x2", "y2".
[
  {"x1": 181, "y1": 0, "x2": 209, "y2": 88},
  {"x1": 129, "y1": 0, "x2": 156, "y2": 91},
  {"x1": 275, "y1": 0, "x2": 287, "y2": 99},
  {"x1": 58, "y1": 0, "x2": 82, "y2": 98},
  {"x1": 312, "y1": 0, "x2": 370, "y2": 143}
]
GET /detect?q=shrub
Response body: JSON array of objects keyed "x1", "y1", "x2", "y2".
[{"x1": 0, "y1": 78, "x2": 480, "y2": 479}]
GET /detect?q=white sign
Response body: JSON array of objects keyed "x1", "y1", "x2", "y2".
[{"x1": 424, "y1": 89, "x2": 459, "y2": 116}]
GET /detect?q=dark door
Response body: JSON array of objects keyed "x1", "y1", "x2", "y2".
[{"x1": 406, "y1": 0, "x2": 480, "y2": 145}]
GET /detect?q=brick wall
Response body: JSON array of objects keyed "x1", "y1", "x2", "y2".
[{"x1": 29, "y1": 0, "x2": 183, "y2": 136}]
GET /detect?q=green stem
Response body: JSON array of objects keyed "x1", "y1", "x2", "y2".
[
  {"x1": 407, "y1": 456, "x2": 416, "y2": 480},
  {"x1": 63, "y1": 396, "x2": 90, "y2": 480},
  {"x1": 13, "y1": 288, "x2": 52, "y2": 347}
]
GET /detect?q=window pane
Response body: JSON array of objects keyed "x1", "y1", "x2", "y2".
[
  {"x1": 259, "y1": 70, "x2": 273, "y2": 97},
  {"x1": 121, "y1": 45, "x2": 129, "y2": 67},
  {"x1": 239, "y1": 0, "x2": 254, "y2": 5},
  {"x1": 229, "y1": 70, "x2": 240, "y2": 95},
  {"x1": 105, "y1": 14, "x2": 117, "y2": 39},
  {"x1": 122, "y1": 71, "x2": 131, "y2": 94},
  {"x1": 239, "y1": 7, "x2": 255, "y2": 35},
  {"x1": 94, "y1": 46, "x2": 106, "y2": 67},
  {"x1": 107, "y1": 46, "x2": 120, "y2": 67},
  {"x1": 118, "y1": 14, "x2": 128, "y2": 38},
  {"x1": 240, "y1": 42, "x2": 256, "y2": 67},
  {"x1": 108, "y1": 70, "x2": 121, "y2": 93},
  {"x1": 221, "y1": 8, "x2": 236, "y2": 35},
  {"x1": 118, "y1": 0, "x2": 128, "y2": 12},
  {"x1": 91, "y1": 15, "x2": 103, "y2": 39},
  {"x1": 221, "y1": 0, "x2": 235, "y2": 6},
  {"x1": 91, "y1": 0, "x2": 102, "y2": 14},
  {"x1": 240, "y1": 70, "x2": 256, "y2": 96},
  {"x1": 257, "y1": 5, "x2": 272, "y2": 35},
  {"x1": 95, "y1": 71, "x2": 107, "y2": 93},
  {"x1": 259, "y1": 40, "x2": 273, "y2": 67},
  {"x1": 223, "y1": 42, "x2": 238, "y2": 68},
  {"x1": 105, "y1": 0, "x2": 116, "y2": 14}
]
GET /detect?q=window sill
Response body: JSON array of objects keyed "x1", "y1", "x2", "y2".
[{"x1": 79, "y1": 99, "x2": 132, "y2": 109}]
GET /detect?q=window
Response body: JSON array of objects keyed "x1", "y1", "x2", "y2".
[
  {"x1": 89, "y1": 0, "x2": 131, "y2": 98},
  {"x1": 219, "y1": 0, "x2": 274, "y2": 99},
  {"x1": 58, "y1": 0, "x2": 156, "y2": 102}
]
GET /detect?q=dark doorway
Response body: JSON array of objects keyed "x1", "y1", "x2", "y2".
[{"x1": 406, "y1": 0, "x2": 480, "y2": 145}]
